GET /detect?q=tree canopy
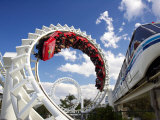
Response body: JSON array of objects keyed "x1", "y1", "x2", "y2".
[{"x1": 59, "y1": 94, "x2": 92, "y2": 110}]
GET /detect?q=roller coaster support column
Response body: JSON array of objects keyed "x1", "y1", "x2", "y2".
[
  {"x1": 1, "y1": 52, "x2": 17, "y2": 120},
  {"x1": 81, "y1": 97, "x2": 84, "y2": 120}
]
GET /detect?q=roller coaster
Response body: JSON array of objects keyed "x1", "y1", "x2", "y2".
[{"x1": 0, "y1": 24, "x2": 109, "y2": 120}]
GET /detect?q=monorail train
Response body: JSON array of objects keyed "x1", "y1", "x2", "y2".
[
  {"x1": 35, "y1": 31, "x2": 106, "y2": 91},
  {"x1": 112, "y1": 22, "x2": 160, "y2": 102}
]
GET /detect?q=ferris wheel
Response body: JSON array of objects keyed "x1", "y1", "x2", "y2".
[{"x1": 1, "y1": 24, "x2": 109, "y2": 120}]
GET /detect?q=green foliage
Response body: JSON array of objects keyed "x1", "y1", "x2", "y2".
[
  {"x1": 60, "y1": 94, "x2": 76, "y2": 108},
  {"x1": 75, "y1": 98, "x2": 92, "y2": 110},
  {"x1": 84, "y1": 99, "x2": 92, "y2": 107},
  {"x1": 140, "y1": 112, "x2": 156, "y2": 120},
  {"x1": 86, "y1": 105, "x2": 123, "y2": 120},
  {"x1": 60, "y1": 94, "x2": 92, "y2": 111}
]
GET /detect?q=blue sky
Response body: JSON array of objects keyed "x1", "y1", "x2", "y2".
[{"x1": 0, "y1": 0, "x2": 160, "y2": 100}]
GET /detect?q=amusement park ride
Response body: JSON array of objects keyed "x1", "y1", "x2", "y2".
[{"x1": 0, "y1": 24, "x2": 109, "y2": 120}]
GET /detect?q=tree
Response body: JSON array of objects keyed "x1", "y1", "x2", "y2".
[
  {"x1": 60, "y1": 94, "x2": 76, "y2": 108},
  {"x1": 60, "y1": 94, "x2": 92, "y2": 111},
  {"x1": 75, "y1": 98, "x2": 92, "y2": 110},
  {"x1": 86, "y1": 105, "x2": 123, "y2": 120}
]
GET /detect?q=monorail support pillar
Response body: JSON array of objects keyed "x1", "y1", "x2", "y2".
[{"x1": 150, "y1": 87, "x2": 160, "y2": 120}]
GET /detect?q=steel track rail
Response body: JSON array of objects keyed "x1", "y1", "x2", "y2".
[{"x1": 9, "y1": 24, "x2": 109, "y2": 120}]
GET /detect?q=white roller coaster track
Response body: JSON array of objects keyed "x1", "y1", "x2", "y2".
[
  {"x1": 50, "y1": 77, "x2": 82, "y2": 113},
  {"x1": 2, "y1": 24, "x2": 109, "y2": 120}
]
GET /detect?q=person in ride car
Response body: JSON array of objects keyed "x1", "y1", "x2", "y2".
[
  {"x1": 95, "y1": 78, "x2": 101, "y2": 89},
  {"x1": 54, "y1": 45, "x2": 61, "y2": 54}
]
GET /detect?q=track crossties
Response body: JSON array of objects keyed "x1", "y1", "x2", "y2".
[{"x1": 35, "y1": 31, "x2": 106, "y2": 91}]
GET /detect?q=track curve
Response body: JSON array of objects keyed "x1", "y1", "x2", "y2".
[
  {"x1": 9, "y1": 24, "x2": 109, "y2": 119},
  {"x1": 50, "y1": 77, "x2": 82, "y2": 113}
]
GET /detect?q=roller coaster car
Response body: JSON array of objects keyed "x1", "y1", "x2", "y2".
[
  {"x1": 74, "y1": 36, "x2": 88, "y2": 48},
  {"x1": 36, "y1": 36, "x2": 50, "y2": 59},
  {"x1": 95, "y1": 78, "x2": 104, "y2": 91},
  {"x1": 97, "y1": 70, "x2": 105, "y2": 79},
  {"x1": 53, "y1": 31, "x2": 64, "y2": 45},
  {"x1": 64, "y1": 32, "x2": 76, "y2": 47},
  {"x1": 96, "y1": 66, "x2": 105, "y2": 78},
  {"x1": 76, "y1": 36, "x2": 88, "y2": 42},
  {"x1": 90, "y1": 54, "x2": 104, "y2": 66},
  {"x1": 42, "y1": 37, "x2": 56, "y2": 61},
  {"x1": 95, "y1": 65, "x2": 103, "y2": 73},
  {"x1": 52, "y1": 31, "x2": 63, "y2": 39},
  {"x1": 95, "y1": 78, "x2": 101, "y2": 89},
  {"x1": 42, "y1": 31, "x2": 63, "y2": 61},
  {"x1": 64, "y1": 32, "x2": 76, "y2": 38},
  {"x1": 86, "y1": 44, "x2": 98, "y2": 56},
  {"x1": 73, "y1": 39, "x2": 84, "y2": 50}
]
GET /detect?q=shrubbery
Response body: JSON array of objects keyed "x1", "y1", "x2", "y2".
[{"x1": 86, "y1": 105, "x2": 123, "y2": 120}]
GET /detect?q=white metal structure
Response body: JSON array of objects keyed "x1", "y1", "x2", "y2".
[
  {"x1": 50, "y1": 77, "x2": 82, "y2": 113},
  {"x1": 0, "y1": 24, "x2": 109, "y2": 120}
]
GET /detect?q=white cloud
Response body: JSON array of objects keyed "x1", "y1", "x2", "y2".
[
  {"x1": 41, "y1": 82, "x2": 78, "y2": 104},
  {"x1": 135, "y1": 23, "x2": 141, "y2": 28},
  {"x1": 58, "y1": 54, "x2": 96, "y2": 77},
  {"x1": 119, "y1": 0, "x2": 146, "y2": 21},
  {"x1": 81, "y1": 84, "x2": 98, "y2": 100},
  {"x1": 122, "y1": 34, "x2": 129, "y2": 40},
  {"x1": 119, "y1": 22, "x2": 126, "y2": 32},
  {"x1": 96, "y1": 11, "x2": 114, "y2": 32},
  {"x1": 41, "y1": 82, "x2": 53, "y2": 95},
  {"x1": 41, "y1": 82, "x2": 99, "y2": 104},
  {"x1": 96, "y1": 11, "x2": 128, "y2": 48},
  {"x1": 100, "y1": 32, "x2": 121, "y2": 48},
  {"x1": 149, "y1": 0, "x2": 160, "y2": 19},
  {"x1": 119, "y1": 27, "x2": 123, "y2": 33},
  {"x1": 55, "y1": 48, "x2": 77, "y2": 62},
  {"x1": 105, "y1": 51, "x2": 125, "y2": 80}
]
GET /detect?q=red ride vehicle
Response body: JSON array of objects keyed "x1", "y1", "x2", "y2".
[
  {"x1": 42, "y1": 37, "x2": 56, "y2": 61},
  {"x1": 95, "y1": 77, "x2": 104, "y2": 91},
  {"x1": 96, "y1": 66, "x2": 105, "y2": 78},
  {"x1": 63, "y1": 32, "x2": 76, "y2": 38},
  {"x1": 73, "y1": 36, "x2": 88, "y2": 49},
  {"x1": 64, "y1": 32, "x2": 76, "y2": 47},
  {"x1": 90, "y1": 54, "x2": 104, "y2": 66},
  {"x1": 42, "y1": 31, "x2": 62, "y2": 61},
  {"x1": 86, "y1": 43, "x2": 98, "y2": 56},
  {"x1": 76, "y1": 36, "x2": 88, "y2": 43}
]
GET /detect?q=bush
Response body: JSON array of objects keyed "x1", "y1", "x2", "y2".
[{"x1": 86, "y1": 105, "x2": 123, "y2": 120}]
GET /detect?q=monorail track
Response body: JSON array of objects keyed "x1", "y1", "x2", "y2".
[{"x1": 114, "y1": 71, "x2": 160, "y2": 105}]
